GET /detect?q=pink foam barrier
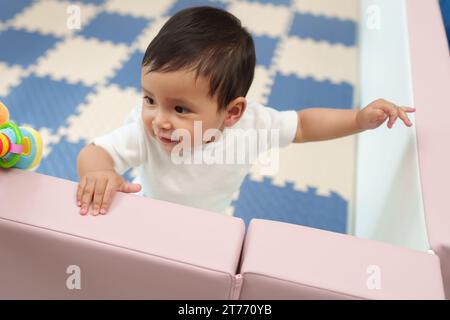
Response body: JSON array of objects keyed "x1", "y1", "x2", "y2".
[
  {"x1": 238, "y1": 219, "x2": 445, "y2": 299},
  {"x1": 406, "y1": 0, "x2": 450, "y2": 299},
  {"x1": 0, "y1": 169, "x2": 447, "y2": 299},
  {"x1": 0, "y1": 169, "x2": 245, "y2": 299}
]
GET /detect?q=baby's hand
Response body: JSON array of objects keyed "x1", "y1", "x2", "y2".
[
  {"x1": 76, "y1": 170, "x2": 141, "y2": 216},
  {"x1": 356, "y1": 99, "x2": 416, "y2": 130}
]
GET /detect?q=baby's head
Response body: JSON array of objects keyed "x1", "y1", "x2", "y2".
[{"x1": 140, "y1": 6, "x2": 255, "y2": 152}]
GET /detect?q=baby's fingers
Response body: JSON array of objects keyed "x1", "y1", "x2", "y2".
[
  {"x1": 398, "y1": 108, "x2": 413, "y2": 126},
  {"x1": 120, "y1": 182, "x2": 142, "y2": 194},
  {"x1": 100, "y1": 181, "x2": 117, "y2": 215},
  {"x1": 76, "y1": 177, "x2": 86, "y2": 207},
  {"x1": 387, "y1": 108, "x2": 399, "y2": 128},
  {"x1": 373, "y1": 104, "x2": 395, "y2": 127},
  {"x1": 403, "y1": 107, "x2": 416, "y2": 112},
  {"x1": 91, "y1": 179, "x2": 107, "y2": 216},
  {"x1": 80, "y1": 178, "x2": 95, "y2": 215}
]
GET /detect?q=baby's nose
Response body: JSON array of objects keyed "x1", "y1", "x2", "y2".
[{"x1": 152, "y1": 113, "x2": 172, "y2": 130}]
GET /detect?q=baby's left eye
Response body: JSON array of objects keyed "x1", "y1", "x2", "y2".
[{"x1": 174, "y1": 106, "x2": 190, "y2": 114}]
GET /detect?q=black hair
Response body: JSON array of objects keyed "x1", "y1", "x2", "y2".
[{"x1": 142, "y1": 6, "x2": 256, "y2": 110}]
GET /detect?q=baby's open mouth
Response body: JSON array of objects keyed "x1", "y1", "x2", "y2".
[{"x1": 157, "y1": 134, "x2": 181, "y2": 144}]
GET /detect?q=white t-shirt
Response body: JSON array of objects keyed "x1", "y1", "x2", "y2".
[{"x1": 93, "y1": 101, "x2": 298, "y2": 214}]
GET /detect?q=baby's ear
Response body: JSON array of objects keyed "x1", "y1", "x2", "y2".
[{"x1": 223, "y1": 97, "x2": 246, "y2": 127}]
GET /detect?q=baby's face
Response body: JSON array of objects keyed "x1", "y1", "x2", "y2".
[{"x1": 141, "y1": 67, "x2": 227, "y2": 153}]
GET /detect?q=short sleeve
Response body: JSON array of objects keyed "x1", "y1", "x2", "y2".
[
  {"x1": 249, "y1": 102, "x2": 298, "y2": 149},
  {"x1": 92, "y1": 120, "x2": 146, "y2": 175}
]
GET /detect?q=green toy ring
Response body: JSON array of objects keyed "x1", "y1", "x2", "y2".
[{"x1": 0, "y1": 121, "x2": 23, "y2": 168}]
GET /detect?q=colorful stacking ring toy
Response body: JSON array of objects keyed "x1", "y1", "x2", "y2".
[{"x1": 0, "y1": 102, "x2": 43, "y2": 170}]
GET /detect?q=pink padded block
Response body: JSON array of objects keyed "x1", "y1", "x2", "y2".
[
  {"x1": 406, "y1": 0, "x2": 450, "y2": 299},
  {"x1": 0, "y1": 169, "x2": 244, "y2": 299},
  {"x1": 239, "y1": 219, "x2": 444, "y2": 299}
]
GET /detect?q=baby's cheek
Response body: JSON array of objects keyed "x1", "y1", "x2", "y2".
[
  {"x1": 141, "y1": 114, "x2": 155, "y2": 137},
  {"x1": 144, "y1": 125, "x2": 155, "y2": 139}
]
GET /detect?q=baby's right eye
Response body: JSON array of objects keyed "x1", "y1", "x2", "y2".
[{"x1": 143, "y1": 96, "x2": 155, "y2": 105}]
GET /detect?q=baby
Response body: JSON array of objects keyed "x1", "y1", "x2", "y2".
[{"x1": 76, "y1": 6, "x2": 415, "y2": 216}]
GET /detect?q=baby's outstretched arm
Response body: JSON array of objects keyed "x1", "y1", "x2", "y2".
[
  {"x1": 76, "y1": 144, "x2": 141, "y2": 215},
  {"x1": 293, "y1": 99, "x2": 415, "y2": 143}
]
